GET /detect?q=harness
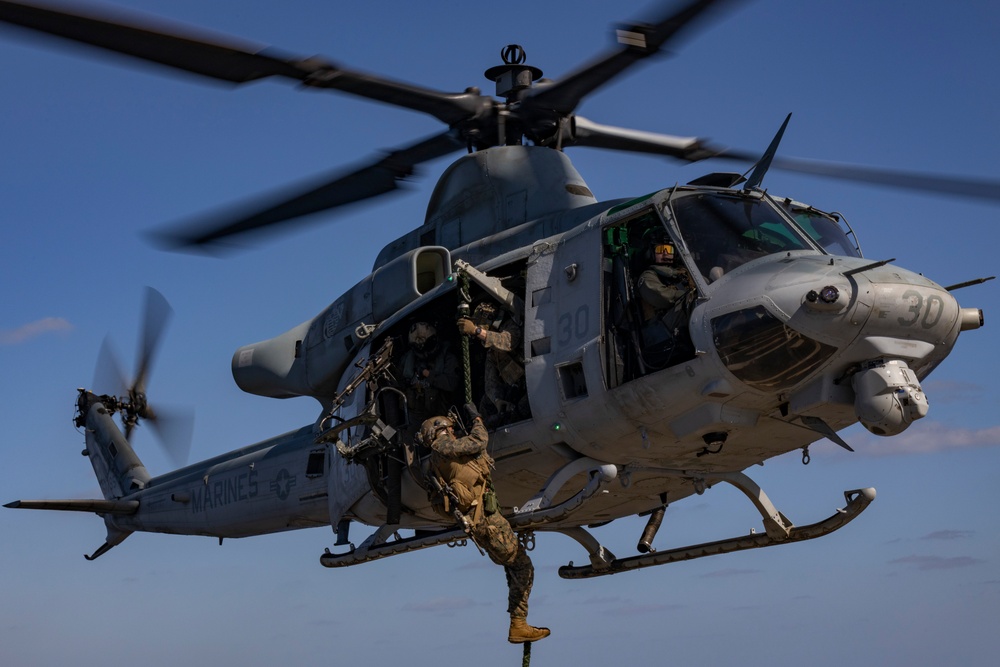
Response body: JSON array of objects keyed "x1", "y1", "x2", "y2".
[{"x1": 429, "y1": 447, "x2": 497, "y2": 524}]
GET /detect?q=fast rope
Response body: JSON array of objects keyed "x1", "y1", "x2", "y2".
[
  {"x1": 522, "y1": 642, "x2": 532, "y2": 666},
  {"x1": 458, "y1": 270, "x2": 473, "y2": 406}
]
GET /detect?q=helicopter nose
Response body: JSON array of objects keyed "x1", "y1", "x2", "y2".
[{"x1": 705, "y1": 256, "x2": 970, "y2": 438}]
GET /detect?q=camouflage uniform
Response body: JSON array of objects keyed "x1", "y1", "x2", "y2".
[
  {"x1": 428, "y1": 418, "x2": 535, "y2": 620},
  {"x1": 479, "y1": 318, "x2": 528, "y2": 424},
  {"x1": 459, "y1": 307, "x2": 528, "y2": 426}
]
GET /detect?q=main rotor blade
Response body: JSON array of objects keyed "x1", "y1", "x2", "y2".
[
  {"x1": 713, "y1": 149, "x2": 1000, "y2": 204},
  {"x1": 0, "y1": 1, "x2": 484, "y2": 126},
  {"x1": 568, "y1": 116, "x2": 718, "y2": 161},
  {"x1": 522, "y1": 0, "x2": 739, "y2": 117},
  {"x1": 0, "y1": 0, "x2": 305, "y2": 81},
  {"x1": 156, "y1": 130, "x2": 465, "y2": 250}
]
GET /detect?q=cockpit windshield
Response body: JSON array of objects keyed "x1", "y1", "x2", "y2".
[
  {"x1": 667, "y1": 193, "x2": 813, "y2": 282},
  {"x1": 776, "y1": 201, "x2": 862, "y2": 258}
]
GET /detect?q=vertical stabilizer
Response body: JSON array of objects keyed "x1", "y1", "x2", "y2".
[{"x1": 76, "y1": 391, "x2": 151, "y2": 499}]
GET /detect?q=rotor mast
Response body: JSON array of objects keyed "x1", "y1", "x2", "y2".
[{"x1": 484, "y1": 45, "x2": 543, "y2": 147}]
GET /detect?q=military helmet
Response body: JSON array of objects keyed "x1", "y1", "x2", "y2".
[
  {"x1": 408, "y1": 321, "x2": 438, "y2": 351},
  {"x1": 418, "y1": 415, "x2": 454, "y2": 445},
  {"x1": 472, "y1": 301, "x2": 498, "y2": 328}
]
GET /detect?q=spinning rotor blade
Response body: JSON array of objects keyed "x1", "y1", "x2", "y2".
[
  {"x1": 157, "y1": 131, "x2": 465, "y2": 249},
  {"x1": 0, "y1": 0, "x2": 304, "y2": 82},
  {"x1": 132, "y1": 288, "x2": 192, "y2": 466},
  {"x1": 712, "y1": 149, "x2": 1000, "y2": 203},
  {"x1": 568, "y1": 116, "x2": 718, "y2": 161},
  {"x1": 0, "y1": 1, "x2": 483, "y2": 126},
  {"x1": 89, "y1": 288, "x2": 191, "y2": 465},
  {"x1": 93, "y1": 335, "x2": 127, "y2": 398},
  {"x1": 134, "y1": 286, "x2": 172, "y2": 397},
  {"x1": 145, "y1": 405, "x2": 194, "y2": 469},
  {"x1": 521, "y1": 0, "x2": 737, "y2": 117}
]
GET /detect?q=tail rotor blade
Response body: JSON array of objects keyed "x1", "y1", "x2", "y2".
[
  {"x1": 93, "y1": 335, "x2": 127, "y2": 397},
  {"x1": 147, "y1": 405, "x2": 195, "y2": 468},
  {"x1": 134, "y1": 286, "x2": 172, "y2": 396}
]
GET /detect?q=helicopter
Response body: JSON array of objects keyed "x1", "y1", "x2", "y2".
[{"x1": 2, "y1": 0, "x2": 997, "y2": 631}]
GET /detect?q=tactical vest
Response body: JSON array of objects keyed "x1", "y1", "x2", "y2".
[{"x1": 430, "y1": 449, "x2": 495, "y2": 523}]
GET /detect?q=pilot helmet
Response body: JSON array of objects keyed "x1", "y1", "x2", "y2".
[
  {"x1": 408, "y1": 321, "x2": 438, "y2": 352},
  {"x1": 648, "y1": 232, "x2": 675, "y2": 264},
  {"x1": 418, "y1": 415, "x2": 454, "y2": 445},
  {"x1": 642, "y1": 228, "x2": 675, "y2": 265}
]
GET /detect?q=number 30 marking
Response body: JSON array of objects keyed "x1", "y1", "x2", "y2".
[
  {"x1": 898, "y1": 290, "x2": 944, "y2": 329},
  {"x1": 558, "y1": 305, "x2": 589, "y2": 345}
]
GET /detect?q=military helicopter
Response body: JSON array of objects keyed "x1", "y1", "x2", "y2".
[{"x1": 2, "y1": 0, "x2": 995, "y2": 586}]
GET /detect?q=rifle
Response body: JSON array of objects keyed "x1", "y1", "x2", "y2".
[
  {"x1": 428, "y1": 475, "x2": 485, "y2": 556},
  {"x1": 328, "y1": 337, "x2": 395, "y2": 412}
]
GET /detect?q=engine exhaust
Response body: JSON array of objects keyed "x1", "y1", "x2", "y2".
[{"x1": 636, "y1": 504, "x2": 667, "y2": 553}]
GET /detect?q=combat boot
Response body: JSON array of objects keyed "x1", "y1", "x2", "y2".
[{"x1": 508, "y1": 617, "x2": 551, "y2": 643}]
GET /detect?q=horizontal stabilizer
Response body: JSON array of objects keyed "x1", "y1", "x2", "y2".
[{"x1": 4, "y1": 499, "x2": 139, "y2": 515}]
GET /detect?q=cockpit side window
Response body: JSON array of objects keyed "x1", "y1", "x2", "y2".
[{"x1": 667, "y1": 194, "x2": 814, "y2": 282}]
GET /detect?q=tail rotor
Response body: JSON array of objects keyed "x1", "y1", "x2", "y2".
[{"x1": 92, "y1": 287, "x2": 193, "y2": 468}]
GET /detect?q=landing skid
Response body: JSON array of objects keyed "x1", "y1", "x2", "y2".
[
  {"x1": 558, "y1": 487, "x2": 876, "y2": 579},
  {"x1": 320, "y1": 459, "x2": 617, "y2": 569}
]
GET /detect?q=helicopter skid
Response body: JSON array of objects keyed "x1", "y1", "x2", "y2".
[
  {"x1": 557, "y1": 487, "x2": 876, "y2": 579},
  {"x1": 319, "y1": 462, "x2": 617, "y2": 569}
]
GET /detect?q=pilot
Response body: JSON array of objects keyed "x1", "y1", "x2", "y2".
[
  {"x1": 456, "y1": 301, "x2": 527, "y2": 427},
  {"x1": 398, "y1": 321, "x2": 460, "y2": 436},
  {"x1": 420, "y1": 406, "x2": 550, "y2": 644},
  {"x1": 636, "y1": 234, "x2": 694, "y2": 365}
]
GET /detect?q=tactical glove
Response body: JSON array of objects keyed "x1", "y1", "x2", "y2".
[
  {"x1": 464, "y1": 402, "x2": 482, "y2": 421},
  {"x1": 456, "y1": 318, "x2": 477, "y2": 337}
]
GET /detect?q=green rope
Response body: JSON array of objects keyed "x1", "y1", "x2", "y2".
[
  {"x1": 458, "y1": 271, "x2": 473, "y2": 406},
  {"x1": 522, "y1": 642, "x2": 531, "y2": 667}
]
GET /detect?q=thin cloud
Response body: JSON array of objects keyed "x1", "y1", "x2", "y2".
[
  {"x1": 921, "y1": 530, "x2": 974, "y2": 541},
  {"x1": 0, "y1": 317, "x2": 73, "y2": 345},
  {"x1": 921, "y1": 379, "x2": 985, "y2": 405},
  {"x1": 853, "y1": 422, "x2": 1000, "y2": 456},
  {"x1": 889, "y1": 555, "x2": 985, "y2": 571}
]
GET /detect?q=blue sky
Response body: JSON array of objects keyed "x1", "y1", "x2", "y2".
[{"x1": 1, "y1": 1, "x2": 998, "y2": 665}]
